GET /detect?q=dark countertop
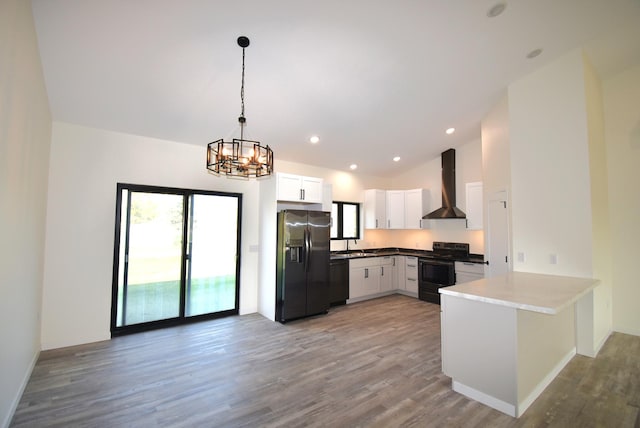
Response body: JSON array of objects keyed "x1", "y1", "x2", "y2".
[{"x1": 330, "y1": 247, "x2": 484, "y2": 264}]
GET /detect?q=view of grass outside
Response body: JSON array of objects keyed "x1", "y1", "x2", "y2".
[
  {"x1": 116, "y1": 191, "x2": 239, "y2": 327},
  {"x1": 119, "y1": 276, "x2": 236, "y2": 325}
]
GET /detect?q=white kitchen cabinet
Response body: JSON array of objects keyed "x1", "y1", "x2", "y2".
[
  {"x1": 349, "y1": 266, "x2": 379, "y2": 298},
  {"x1": 349, "y1": 256, "x2": 401, "y2": 300},
  {"x1": 454, "y1": 261, "x2": 485, "y2": 284},
  {"x1": 404, "y1": 188, "x2": 430, "y2": 229},
  {"x1": 391, "y1": 256, "x2": 404, "y2": 290},
  {"x1": 349, "y1": 258, "x2": 380, "y2": 299},
  {"x1": 465, "y1": 182, "x2": 483, "y2": 230},
  {"x1": 276, "y1": 173, "x2": 323, "y2": 203},
  {"x1": 379, "y1": 256, "x2": 394, "y2": 292},
  {"x1": 394, "y1": 256, "x2": 405, "y2": 290},
  {"x1": 405, "y1": 256, "x2": 419, "y2": 294},
  {"x1": 386, "y1": 190, "x2": 405, "y2": 229},
  {"x1": 364, "y1": 189, "x2": 387, "y2": 229}
]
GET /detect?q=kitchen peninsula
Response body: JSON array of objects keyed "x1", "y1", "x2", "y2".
[{"x1": 439, "y1": 272, "x2": 599, "y2": 418}]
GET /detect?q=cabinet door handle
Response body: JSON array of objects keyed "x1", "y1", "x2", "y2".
[
  {"x1": 376, "y1": 219, "x2": 378, "y2": 228},
  {"x1": 381, "y1": 266, "x2": 384, "y2": 276},
  {"x1": 407, "y1": 277, "x2": 416, "y2": 281},
  {"x1": 388, "y1": 219, "x2": 390, "y2": 228},
  {"x1": 365, "y1": 268, "x2": 368, "y2": 279}
]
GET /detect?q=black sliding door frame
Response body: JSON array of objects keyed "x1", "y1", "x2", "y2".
[{"x1": 110, "y1": 183, "x2": 242, "y2": 337}]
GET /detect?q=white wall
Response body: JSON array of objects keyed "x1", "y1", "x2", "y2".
[
  {"x1": 505, "y1": 49, "x2": 615, "y2": 353},
  {"x1": 41, "y1": 122, "x2": 262, "y2": 350},
  {"x1": 603, "y1": 63, "x2": 640, "y2": 336},
  {"x1": 0, "y1": 0, "x2": 52, "y2": 425},
  {"x1": 257, "y1": 178, "x2": 277, "y2": 320},
  {"x1": 481, "y1": 94, "x2": 511, "y2": 196},
  {"x1": 583, "y1": 55, "x2": 613, "y2": 349},
  {"x1": 508, "y1": 50, "x2": 594, "y2": 277}
]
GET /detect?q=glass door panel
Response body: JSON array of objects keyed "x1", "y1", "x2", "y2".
[
  {"x1": 117, "y1": 191, "x2": 183, "y2": 326},
  {"x1": 186, "y1": 194, "x2": 238, "y2": 316}
]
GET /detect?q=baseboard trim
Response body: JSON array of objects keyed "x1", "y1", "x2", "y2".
[
  {"x1": 517, "y1": 347, "x2": 576, "y2": 417},
  {"x1": 452, "y1": 380, "x2": 516, "y2": 417}
]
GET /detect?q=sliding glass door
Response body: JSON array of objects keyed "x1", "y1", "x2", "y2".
[
  {"x1": 185, "y1": 194, "x2": 238, "y2": 316},
  {"x1": 111, "y1": 184, "x2": 241, "y2": 335}
]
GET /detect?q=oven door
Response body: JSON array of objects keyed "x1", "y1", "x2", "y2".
[
  {"x1": 418, "y1": 259, "x2": 455, "y2": 304},
  {"x1": 419, "y1": 259, "x2": 455, "y2": 285}
]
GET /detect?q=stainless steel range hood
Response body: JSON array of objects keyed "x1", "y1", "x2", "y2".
[{"x1": 423, "y1": 149, "x2": 466, "y2": 219}]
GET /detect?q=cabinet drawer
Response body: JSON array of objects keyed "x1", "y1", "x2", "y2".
[
  {"x1": 349, "y1": 257, "x2": 381, "y2": 269},
  {"x1": 454, "y1": 261, "x2": 485, "y2": 275},
  {"x1": 405, "y1": 257, "x2": 418, "y2": 271},
  {"x1": 379, "y1": 256, "x2": 394, "y2": 266}
]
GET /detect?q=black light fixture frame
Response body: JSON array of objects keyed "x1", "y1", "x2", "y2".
[{"x1": 207, "y1": 36, "x2": 274, "y2": 178}]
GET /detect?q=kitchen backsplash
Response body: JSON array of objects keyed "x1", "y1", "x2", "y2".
[{"x1": 330, "y1": 228, "x2": 484, "y2": 254}]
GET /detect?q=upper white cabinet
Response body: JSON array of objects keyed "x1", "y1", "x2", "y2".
[
  {"x1": 364, "y1": 189, "x2": 387, "y2": 229},
  {"x1": 465, "y1": 182, "x2": 483, "y2": 230},
  {"x1": 365, "y1": 188, "x2": 430, "y2": 230},
  {"x1": 386, "y1": 191, "x2": 405, "y2": 229},
  {"x1": 404, "y1": 188, "x2": 431, "y2": 229},
  {"x1": 276, "y1": 173, "x2": 323, "y2": 203}
]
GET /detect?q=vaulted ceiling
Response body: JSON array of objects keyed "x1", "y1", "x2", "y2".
[{"x1": 32, "y1": 0, "x2": 640, "y2": 177}]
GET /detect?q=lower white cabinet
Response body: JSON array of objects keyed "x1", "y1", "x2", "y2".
[
  {"x1": 405, "y1": 256, "x2": 419, "y2": 294},
  {"x1": 350, "y1": 258, "x2": 380, "y2": 299},
  {"x1": 454, "y1": 261, "x2": 485, "y2": 284},
  {"x1": 348, "y1": 255, "x2": 424, "y2": 301},
  {"x1": 379, "y1": 256, "x2": 394, "y2": 292},
  {"x1": 395, "y1": 256, "x2": 405, "y2": 290},
  {"x1": 349, "y1": 256, "x2": 396, "y2": 300}
]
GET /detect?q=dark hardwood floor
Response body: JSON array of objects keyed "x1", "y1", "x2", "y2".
[{"x1": 11, "y1": 295, "x2": 640, "y2": 427}]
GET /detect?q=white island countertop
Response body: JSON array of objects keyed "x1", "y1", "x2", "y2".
[{"x1": 440, "y1": 272, "x2": 599, "y2": 314}]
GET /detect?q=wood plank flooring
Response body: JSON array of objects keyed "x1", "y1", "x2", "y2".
[{"x1": 11, "y1": 295, "x2": 640, "y2": 427}]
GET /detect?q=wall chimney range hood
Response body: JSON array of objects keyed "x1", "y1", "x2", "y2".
[{"x1": 423, "y1": 148, "x2": 467, "y2": 220}]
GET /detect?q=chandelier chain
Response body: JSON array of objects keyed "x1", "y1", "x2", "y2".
[{"x1": 240, "y1": 47, "x2": 246, "y2": 119}]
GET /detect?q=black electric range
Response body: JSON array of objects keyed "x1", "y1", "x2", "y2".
[{"x1": 418, "y1": 242, "x2": 469, "y2": 304}]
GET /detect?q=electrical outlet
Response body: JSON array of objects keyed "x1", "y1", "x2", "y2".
[
  {"x1": 550, "y1": 254, "x2": 558, "y2": 265},
  {"x1": 517, "y1": 252, "x2": 525, "y2": 263}
]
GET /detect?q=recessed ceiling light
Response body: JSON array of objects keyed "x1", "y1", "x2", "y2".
[
  {"x1": 446, "y1": 127, "x2": 455, "y2": 135},
  {"x1": 526, "y1": 48, "x2": 543, "y2": 59},
  {"x1": 393, "y1": 156, "x2": 401, "y2": 162},
  {"x1": 487, "y1": 2, "x2": 507, "y2": 18},
  {"x1": 309, "y1": 135, "x2": 320, "y2": 144},
  {"x1": 349, "y1": 164, "x2": 358, "y2": 170}
]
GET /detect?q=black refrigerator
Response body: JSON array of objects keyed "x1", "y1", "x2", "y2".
[{"x1": 276, "y1": 210, "x2": 331, "y2": 322}]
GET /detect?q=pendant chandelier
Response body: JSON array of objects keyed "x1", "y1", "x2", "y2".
[{"x1": 207, "y1": 36, "x2": 273, "y2": 178}]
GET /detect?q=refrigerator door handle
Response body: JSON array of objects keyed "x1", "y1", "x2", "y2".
[{"x1": 304, "y1": 227, "x2": 311, "y2": 272}]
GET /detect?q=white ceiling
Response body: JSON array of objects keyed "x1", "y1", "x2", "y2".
[{"x1": 31, "y1": 0, "x2": 640, "y2": 177}]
